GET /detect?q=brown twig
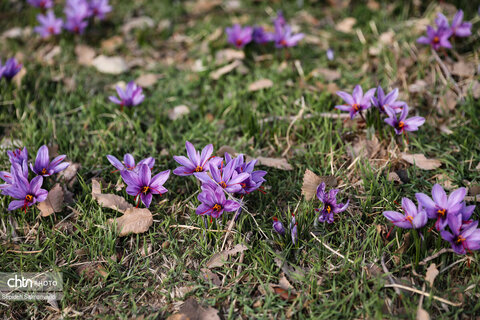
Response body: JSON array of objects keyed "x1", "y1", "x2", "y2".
[{"x1": 384, "y1": 283, "x2": 462, "y2": 307}]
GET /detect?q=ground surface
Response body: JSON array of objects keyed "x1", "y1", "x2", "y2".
[{"x1": 1, "y1": 0, "x2": 480, "y2": 319}]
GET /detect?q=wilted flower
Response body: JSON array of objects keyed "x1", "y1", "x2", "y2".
[
  {"x1": 416, "y1": 184, "x2": 466, "y2": 230},
  {"x1": 173, "y1": 141, "x2": 216, "y2": 176},
  {"x1": 383, "y1": 197, "x2": 427, "y2": 229},
  {"x1": 107, "y1": 154, "x2": 154, "y2": 172},
  {"x1": 441, "y1": 219, "x2": 480, "y2": 255},
  {"x1": 34, "y1": 11, "x2": 63, "y2": 38},
  {"x1": 89, "y1": 0, "x2": 112, "y2": 20},
  {"x1": 225, "y1": 24, "x2": 253, "y2": 48},
  {"x1": 30, "y1": 145, "x2": 69, "y2": 177},
  {"x1": 7, "y1": 147, "x2": 28, "y2": 166},
  {"x1": 417, "y1": 25, "x2": 452, "y2": 50},
  {"x1": 326, "y1": 48, "x2": 334, "y2": 61},
  {"x1": 64, "y1": 0, "x2": 90, "y2": 34},
  {"x1": 273, "y1": 24, "x2": 304, "y2": 48},
  {"x1": 27, "y1": 0, "x2": 53, "y2": 9},
  {"x1": 273, "y1": 217, "x2": 285, "y2": 236},
  {"x1": 371, "y1": 86, "x2": 405, "y2": 114},
  {"x1": 335, "y1": 85, "x2": 376, "y2": 119},
  {"x1": 252, "y1": 26, "x2": 272, "y2": 44},
  {"x1": 3, "y1": 172, "x2": 47, "y2": 212},
  {"x1": 315, "y1": 182, "x2": 349, "y2": 223},
  {"x1": 121, "y1": 164, "x2": 169, "y2": 208},
  {"x1": 0, "y1": 58, "x2": 22, "y2": 81},
  {"x1": 195, "y1": 158, "x2": 250, "y2": 194},
  {"x1": 108, "y1": 81, "x2": 145, "y2": 109},
  {"x1": 196, "y1": 184, "x2": 241, "y2": 219},
  {"x1": 384, "y1": 105, "x2": 425, "y2": 135}
]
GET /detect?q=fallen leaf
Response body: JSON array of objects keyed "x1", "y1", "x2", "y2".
[
  {"x1": 437, "y1": 90, "x2": 457, "y2": 112},
  {"x1": 101, "y1": 36, "x2": 123, "y2": 53},
  {"x1": 367, "y1": 0, "x2": 380, "y2": 10},
  {"x1": 210, "y1": 60, "x2": 241, "y2": 80},
  {"x1": 301, "y1": 169, "x2": 338, "y2": 200},
  {"x1": 167, "y1": 298, "x2": 220, "y2": 320},
  {"x1": 206, "y1": 244, "x2": 248, "y2": 268},
  {"x1": 185, "y1": 0, "x2": 222, "y2": 14},
  {"x1": 91, "y1": 179, "x2": 133, "y2": 213},
  {"x1": 135, "y1": 73, "x2": 161, "y2": 88},
  {"x1": 387, "y1": 171, "x2": 402, "y2": 184},
  {"x1": 348, "y1": 135, "x2": 381, "y2": 160},
  {"x1": 452, "y1": 61, "x2": 475, "y2": 78},
  {"x1": 401, "y1": 153, "x2": 441, "y2": 170},
  {"x1": 310, "y1": 68, "x2": 341, "y2": 81},
  {"x1": 2, "y1": 27, "x2": 23, "y2": 39},
  {"x1": 76, "y1": 262, "x2": 108, "y2": 280},
  {"x1": 37, "y1": 184, "x2": 64, "y2": 217},
  {"x1": 379, "y1": 30, "x2": 394, "y2": 45},
  {"x1": 122, "y1": 16, "x2": 155, "y2": 34},
  {"x1": 409, "y1": 80, "x2": 427, "y2": 93},
  {"x1": 335, "y1": 17, "x2": 356, "y2": 33},
  {"x1": 58, "y1": 162, "x2": 80, "y2": 188},
  {"x1": 75, "y1": 45, "x2": 96, "y2": 66},
  {"x1": 248, "y1": 79, "x2": 273, "y2": 91},
  {"x1": 168, "y1": 105, "x2": 190, "y2": 120},
  {"x1": 467, "y1": 80, "x2": 480, "y2": 99},
  {"x1": 425, "y1": 263, "x2": 439, "y2": 287},
  {"x1": 92, "y1": 55, "x2": 128, "y2": 74},
  {"x1": 256, "y1": 157, "x2": 293, "y2": 171},
  {"x1": 200, "y1": 268, "x2": 221, "y2": 286},
  {"x1": 109, "y1": 207, "x2": 153, "y2": 236},
  {"x1": 215, "y1": 49, "x2": 244, "y2": 65}
]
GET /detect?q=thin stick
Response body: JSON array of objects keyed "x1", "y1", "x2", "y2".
[
  {"x1": 402, "y1": 248, "x2": 453, "y2": 269},
  {"x1": 310, "y1": 232, "x2": 354, "y2": 264},
  {"x1": 384, "y1": 283, "x2": 462, "y2": 307},
  {"x1": 221, "y1": 218, "x2": 237, "y2": 252},
  {"x1": 169, "y1": 225, "x2": 236, "y2": 233}
]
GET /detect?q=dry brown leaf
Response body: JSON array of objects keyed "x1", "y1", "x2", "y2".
[
  {"x1": 37, "y1": 184, "x2": 64, "y2": 217},
  {"x1": 468, "y1": 80, "x2": 480, "y2": 99},
  {"x1": 168, "y1": 105, "x2": 190, "y2": 120},
  {"x1": 200, "y1": 268, "x2": 221, "y2": 286},
  {"x1": 185, "y1": 0, "x2": 222, "y2": 14},
  {"x1": 92, "y1": 55, "x2": 128, "y2": 74},
  {"x1": 387, "y1": 171, "x2": 402, "y2": 184},
  {"x1": 206, "y1": 243, "x2": 248, "y2": 268},
  {"x1": 2, "y1": 27, "x2": 24, "y2": 39},
  {"x1": 167, "y1": 298, "x2": 220, "y2": 320},
  {"x1": 379, "y1": 30, "x2": 394, "y2": 45},
  {"x1": 110, "y1": 207, "x2": 153, "y2": 236},
  {"x1": 91, "y1": 179, "x2": 133, "y2": 213},
  {"x1": 248, "y1": 79, "x2": 273, "y2": 92},
  {"x1": 437, "y1": 90, "x2": 457, "y2": 112},
  {"x1": 335, "y1": 17, "x2": 356, "y2": 33},
  {"x1": 409, "y1": 80, "x2": 427, "y2": 93},
  {"x1": 310, "y1": 68, "x2": 341, "y2": 81},
  {"x1": 101, "y1": 35, "x2": 123, "y2": 53},
  {"x1": 135, "y1": 73, "x2": 161, "y2": 88},
  {"x1": 75, "y1": 45, "x2": 96, "y2": 66},
  {"x1": 210, "y1": 60, "x2": 241, "y2": 80},
  {"x1": 301, "y1": 169, "x2": 338, "y2": 200},
  {"x1": 452, "y1": 61, "x2": 475, "y2": 78},
  {"x1": 349, "y1": 135, "x2": 381, "y2": 160},
  {"x1": 256, "y1": 156, "x2": 293, "y2": 171},
  {"x1": 271, "y1": 286, "x2": 297, "y2": 301},
  {"x1": 122, "y1": 16, "x2": 155, "y2": 34},
  {"x1": 58, "y1": 162, "x2": 80, "y2": 188},
  {"x1": 416, "y1": 307, "x2": 430, "y2": 320},
  {"x1": 425, "y1": 263, "x2": 439, "y2": 287},
  {"x1": 401, "y1": 153, "x2": 441, "y2": 170},
  {"x1": 367, "y1": 0, "x2": 380, "y2": 10},
  {"x1": 215, "y1": 49, "x2": 245, "y2": 65},
  {"x1": 76, "y1": 262, "x2": 108, "y2": 280}
]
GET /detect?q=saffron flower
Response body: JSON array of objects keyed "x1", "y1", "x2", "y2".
[
  {"x1": 335, "y1": 85, "x2": 376, "y2": 120},
  {"x1": 3, "y1": 172, "x2": 47, "y2": 212},
  {"x1": 34, "y1": 11, "x2": 63, "y2": 38},
  {"x1": 107, "y1": 154, "x2": 154, "y2": 172},
  {"x1": 121, "y1": 164, "x2": 170, "y2": 208},
  {"x1": 449, "y1": 10, "x2": 472, "y2": 37},
  {"x1": 0, "y1": 58, "x2": 22, "y2": 81},
  {"x1": 289, "y1": 214, "x2": 297, "y2": 245},
  {"x1": 384, "y1": 105, "x2": 425, "y2": 135},
  {"x1": 108, "y1": 81, "x2": 145, "y2": 109},
  {"x1": 441, "y1": 220, "x2": 480, "y2": 255},
  {"x1": 195, "y1": 184, "x2": 241, "y2": 219},
  {"x1": 417, "y1": 25, "x2": 452, "y2": 50},
  {"x1": 326, "y1": 48, "x2": 334, "y2": 61},
  {"x1": 273, "y1": 24, "x2": 304, "y2": 48},
  {"x1": 0, "y1": 168, "x2": 15, "y2": 194},
  {"x1": 225, "y1": 24, "x2": 253, "y2": 48},
  {"x1": 272, "y1": 11, "x2": 286, "y2": 28},
  {"x1": 252, "y1": 26, "x2": 272, "y2": 44},
  {"x1": 7, "y1": 147, "x2": 28, "y2": 166},
  {"x1": 415, "y1": 184, "x2": 466, "y2": 230},
  {"x1": 315, "y1": 182, "x2": 349, "y2": 223},
  {"x1": 64, "y1": 0, "x2": 90, "y2": 34},
  {"x1": 460, "y1": 202, "x2": 476, "y2": 225},
  {"x1": 273, "y1": 217, "x2": 285, "y2": 236},
  {"x1": 27, "y1": 0, "x2": 53, "y2": 9},
  {"x1": 371, "y1": 86, "x2": 405, "y2": 114},
  {"x1": 30, "y1": 145, "x2": 69, "y2": 177},
  {"x1": 383, "y1": 197, "x2": 427, "y2": 229},
  {"x1": 195, "y1": 158, "x2": 250, "y2": 194},
  {"x1": 89, "y1": 0, "x2": 112, "y2": 20},
  {"x1": 223, "y1": 153, "x2": 267, "y2": 194},
  {"x1": 173, "y1": 141, "x2": 216, "y2": 176}
]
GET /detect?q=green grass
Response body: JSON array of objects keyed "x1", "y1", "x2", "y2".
[{"x1": 1, "y1": 0, "x2": 480, "y2": 319}]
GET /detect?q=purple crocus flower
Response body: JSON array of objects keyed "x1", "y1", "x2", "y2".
[
  {"x1": 195, "y1": 157, "x2": 250, "y2": 194},
  {"x1": 0, "y1": 58, "x2": 22, "y2": 81},
  {"x1": 272, "y1": 11, "x2": 286, "y2": 28},
  {"x1": 195, "y1": 184, "x2": 241, "y2": 219},
  {"x1": 173, "y1": 141, "x2": 216, "y2": 176},
  {"x1": 106, "y1": 154, "x2": 154, "y2": 172},
  {"x1": 371, "y1": 86, "x2": 405, "y2": 114},
  {"x1": 415, "y1": 184, "x2": 466, "y2": 230},
  {"x1": 326, "y1": 48, "x2": 334, "y2": 61},
  {"x1": 290, "y1": 214, "x2": 297, "y2": 245},
  {"x1": 224, "y1": 153, "x2": 267, "y2": 194},
  {"x1": 108, "y1": 81, "x2": 145, "y2": 109},
  {"x1": 335, "y1": 85, "x2": 376, "y2": 119},
  {"x1": 64, "y1": 0, "x2": 90, "y2": 34},
  {"x1": 89, "y1": 0, "x2": 112, "y2": 20},
  {"x1": 273, "y1": 217, "x2": 285, "y2": 236},
  {"x1": 450, "y1": 10, "x2": 472, "y2": 37},
  {"x1": 27, "y1": 0, "x2": 53, "y2": 9},
  {"x1": 441, "y1": 220, "x2": 480, "y2": 255},
  {"x1": 225, "y1": 24, "x2": 253, "y2": 49},
  {"x1": 417, "y1": 25, "x2": 452, "y2": 50},
  {"x1": 435, "y1": 13, "x2": 450, "y2": 31},
  {"x1": 273, "y1": 24, "x2": 304, "y2": 48},
  {"x1": 3, "y1": 171, "x2": 47, "y2": 212},
  {"x1": 252, "y1": 26, "x2": 272, "y2": 44},
  {"x1": 384, "y1": 105, "x2": 425, "y2": 135},
  {"x1": 315, "y1": 182, "x2": 349, "y2": 223},
  {"x1": 30, "y1": 145, "x2": 69, "y2": 177},
  {"x1": 460, "y1": 202, "x2": 476, "y2": 225},
  {"x1": 0, "y1": 168, "x2": 15, "y2": 194},
  {"x1": 34, "y1": 11, "x2": 63, "y2": 38},
  {"x1": 383, "y1": 197, "x2": 428, "y2": 229},
  {"x1": 7, "y1": 147, "x2": 28, "y2": 166},
  {"x1": 121, "y1": 164, "x2": 169, "y2": 208}
]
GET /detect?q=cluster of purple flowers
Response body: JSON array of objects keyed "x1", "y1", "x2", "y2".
[
  {"x1": 417, "y1": 10, "x2": 472, "y2": 51},
  {"x1": 173, "y1": 141, "x2": 267, "y2": 222},
  {"x1": 31, "y1": 0, "x2": 112, "y2": 38},
  {"x1": 335, "y1": 85, "x2": 425, "y2": 136},
  {"x1": 226, "y1": 11, "x2": 304, "y2": 49},
  {"x1": 1, "y1": 145, "x2": 69, "y2": 212},
  {"x1": 383, "y1": 184, "x2": 480, "y2": 255},
  {"x1": 108, "y1": 81, "x2": 145, "y2": 110},
  {"x1": 0, "y1": 58, "x2": 22, "y2": 82},
  {"x1": 106, "y1": 153, "x2": 169, "y2": 208}
]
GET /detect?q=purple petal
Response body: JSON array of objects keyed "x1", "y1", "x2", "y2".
[
  {"x1": 352, "y1": 85, "x2": 363, "y2": 104},
  {"x1": 185, "y1": 141, "x2": 199, "y2": 165},
  {"x1": 8, "y1": 200, "x2": 25, "y2": 211},
  {"x1": 432, "y1": 184, "x2": 447, "y2": 208},
  {"x1": 123, "y1": 154, "x2": 135, "y2": 169},
  {"x1": 107, "y1": 155, "x2": 124, "y2": 171},
  {"x1": 336, "y1": 91, "x2": 354, "y2": 106},
  {"x1": 141, "y1": 193, "x2": 152, "y2": 208},
  {"x1": 150, "y1": 170, "x2": 170, "y2": 190},
  {"x1": 447, "y1": 187, "x2": 466, "y2": 208}
]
